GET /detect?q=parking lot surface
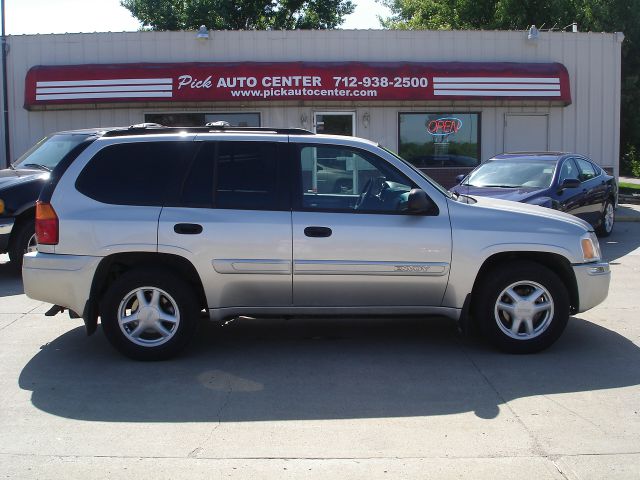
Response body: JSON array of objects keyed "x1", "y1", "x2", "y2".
[{"x1": 0, "y1": 224, "x2": 639, "y2": 479}]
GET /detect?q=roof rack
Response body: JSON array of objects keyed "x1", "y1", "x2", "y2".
[{"x1": 103, "y1": 124, "x2": 315, "y2": 137}]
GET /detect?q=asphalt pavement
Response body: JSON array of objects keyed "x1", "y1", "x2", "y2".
[{"x1": 0, "y1": 223, "x2": 639, "y2": 479}]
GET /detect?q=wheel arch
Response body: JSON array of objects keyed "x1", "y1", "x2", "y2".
[
  {"x1": 470, "y1": 251, "x2": 579, "y2": 317},
  {"x1": 84, "y1": 252, "x2": 208, "y2": 335}
]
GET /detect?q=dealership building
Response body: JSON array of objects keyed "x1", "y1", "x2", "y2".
[{"x1": 0, "y1": 28, "x2": 624, "y2": 185}]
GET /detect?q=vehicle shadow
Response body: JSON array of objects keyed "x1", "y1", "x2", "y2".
[
  {"x1": 0, "y1": 259, "x2": 24, "y2": 296},
  {"x1": 18, "y1": 315, "x2": 640, "y2": 422}
]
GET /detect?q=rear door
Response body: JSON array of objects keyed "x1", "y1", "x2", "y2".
[
  {"x1": 574, "y1": 156, "x2": 607, "y2": 225},
  {"x1": 158, "y1": 136, "x2": 293, "y2": 310}
]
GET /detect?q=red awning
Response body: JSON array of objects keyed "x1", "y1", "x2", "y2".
[{"x1": 24, "y1": 61, "x2": 571, "y2": 109}]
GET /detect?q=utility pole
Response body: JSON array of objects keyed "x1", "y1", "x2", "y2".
[{"x1": 1, "y1": 0, "x2": 10, "y2": 167}]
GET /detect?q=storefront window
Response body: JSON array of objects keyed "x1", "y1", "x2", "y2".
[
  {"x1": 145, "y1": 112, "x2": 260, "y2": 127},
  {"x1": 398, "y1": 113, "x2": 480, "y2": 168}
]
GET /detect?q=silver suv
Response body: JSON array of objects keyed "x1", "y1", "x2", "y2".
[{"x1": 23, "y1": 125, "x2": 610, "y2": 360}]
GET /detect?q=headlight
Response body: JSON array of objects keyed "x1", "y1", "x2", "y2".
[{"x1": 580, "y1": 232, "x2": 601, "y2": 262}]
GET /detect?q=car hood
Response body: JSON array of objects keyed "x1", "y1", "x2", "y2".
[
  {"x1": 450, "y1": 185, "x2": 545, "y2": 202},
  {"x1": 0, "y1": 168, "x2": 48, "y2": 190}
]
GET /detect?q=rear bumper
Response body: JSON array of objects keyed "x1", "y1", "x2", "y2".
[
  {"x1": 22, "y1": 252, "x2": 101, "y2": 315},
  {"x1": 572, "y1": 262, "x2": 611, "y2": 313}
]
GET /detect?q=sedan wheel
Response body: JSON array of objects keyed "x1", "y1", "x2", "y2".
[
  {"x1": 26, "y1": 232, "x2": 38, "y2": 254},
  {"x1": 596, "y1": 200, "x2": 615, "y2": 237},
  {"x1": 8, "y1": 220, "x2": 36, "y2": 269}
]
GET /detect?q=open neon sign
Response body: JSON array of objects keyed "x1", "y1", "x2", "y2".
[{"x1": 426, "y1": 117, "x2": 463, "y2": 136}]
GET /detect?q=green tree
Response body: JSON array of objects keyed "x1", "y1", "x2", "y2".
[
  {"x1": 121, "y1": 0, "x2": 355, "y2": 30},
  {"x1": 381, "y1": 0, "x2": 640, "y2": 175}
]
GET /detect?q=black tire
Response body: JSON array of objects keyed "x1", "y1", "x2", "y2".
[
  {"x1": 596, "y1": 199, "x2": 615, "y2": 237},
  {"x1": 8, "y1": 219, "x2": 36, "y2": 269},
  {"x1": 474, "y1": 261, "x2": 570, "y2": 354},
  {"x1": 100, "y1": 269, "x2": 200, "y2": 360}
]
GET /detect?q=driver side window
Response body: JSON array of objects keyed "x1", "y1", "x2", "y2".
[
  {"x1": 298, "y1": 145, "x2": 416, "y2": 213},
  {"x1": 559, "y1": 158, "x2": 580, "y2": 183}
]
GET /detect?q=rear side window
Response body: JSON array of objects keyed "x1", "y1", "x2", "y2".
[
  {"x1": 75, "y1": 141, "x2": 191, "y2": 206},
  {"x1": 216, "y1": 142, "x2": 280, "y2": 209},
  {"x1": 180, "y1": 141, "x2": 285, "y2": 210}
]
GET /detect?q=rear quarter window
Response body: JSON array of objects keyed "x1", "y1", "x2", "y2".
[{"x1": 75, "y1": 141, "x2": 192, "y2": 206}]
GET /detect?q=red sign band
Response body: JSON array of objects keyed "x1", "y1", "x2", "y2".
[{"x1": 25, "y1": 61, "x2": 571, "y2": 109}]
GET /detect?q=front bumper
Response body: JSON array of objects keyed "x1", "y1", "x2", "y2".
[
  {"x1": 22, "y1": 252, "x2": 102, "y2": 315},
  {"x1": 572, "y1": 261, "x2": 611, "y2": 313},
  {"x1": 0, "y1": 218, "x2": 14, "y2": 252}
]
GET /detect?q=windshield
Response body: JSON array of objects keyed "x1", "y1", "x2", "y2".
[
  {"x1": 379, "y1": 145, "x2": 454, "y2": 198},
  {"x1": 13, "y1": 133, "x2": 93, "y2": 171},
  {"x1": 464, "y1": 159, "x2": 558, "y2": 188}
]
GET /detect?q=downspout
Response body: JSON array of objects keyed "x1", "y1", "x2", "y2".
[{"x1": 1, "y1": 0, "x2": 10, "y2": 168}]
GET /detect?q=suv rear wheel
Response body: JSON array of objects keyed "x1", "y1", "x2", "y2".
[
  {"x1": 100, "y1": 269, "x2": 200, "y2": 360},
  {"x1": 474, "y1": 261, "x2": 570, "y2": 353}
]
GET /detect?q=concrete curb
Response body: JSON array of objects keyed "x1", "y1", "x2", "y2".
[
  {"x1": 619, "y1": 194, "x2": 640, "y2": 205},
  {"x1": 617, "y1": 204, "x2": 640, "y2": 222}
]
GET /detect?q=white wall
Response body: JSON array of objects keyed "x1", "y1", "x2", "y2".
[{"x1": 2, "y1": 30, "x2": 623, "y2": 173}]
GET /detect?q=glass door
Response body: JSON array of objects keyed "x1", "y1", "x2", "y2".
[{"x1": 313, "y1": 112, "x2": 356, "y2": 136}]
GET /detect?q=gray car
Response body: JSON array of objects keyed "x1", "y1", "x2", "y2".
[{"x1": 22, "y1": 125, "x2": 610, "y2": 360}]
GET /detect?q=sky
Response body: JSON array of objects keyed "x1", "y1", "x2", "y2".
[{"x1": 4, "y1": 0, "x2": 392, "y2": 35}]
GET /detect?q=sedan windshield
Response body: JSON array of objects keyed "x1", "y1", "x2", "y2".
[
  {"x1": 13, "y1": 133, "x2": 93, "y2": 171},
  {"x1": 464, "y1": 159, "x2": 558, "y2": 189}
]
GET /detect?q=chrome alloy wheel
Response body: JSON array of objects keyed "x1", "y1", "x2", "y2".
[
  {"x1": 604, "y1": 202, "x2": 615, "y2": 233},
  {"x1": 494, "y1": 280, "x2": 554, "y2": 340},
  {"x1": 117, "y1": 287, "x2": 181, "y2": 347},
  {"x1": 26, "y1": 233, "x2": 38, "y2": 254}
]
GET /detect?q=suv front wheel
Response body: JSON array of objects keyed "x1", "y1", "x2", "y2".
[
  {"x1": 474, "y1": 261, "x2": 570, "y2": 354},
  {"x1": 100, "y1": 269, "x2": 200, "y2": 360}
]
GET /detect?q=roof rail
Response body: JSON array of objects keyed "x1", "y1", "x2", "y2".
[{"x1": 102, "y1": 125, "x2": 315, "y2": 137}]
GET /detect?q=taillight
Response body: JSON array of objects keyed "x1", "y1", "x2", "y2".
[{"x1": 35, "y1": 201, "x2": 59, "y2": 245}]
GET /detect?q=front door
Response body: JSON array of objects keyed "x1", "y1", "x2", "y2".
[
  {"x1": 314, "y1": 112, "x2": 356, "y2": 136},
  {"x1": 573, "y1": 156, "x2": 608, "y2": 225},
  {"x1": 556, "y1": 157, "x2": 595, "y2": 224},
  {"x1": 291, "y1": 143, "x2": 451, "y2": 307}
]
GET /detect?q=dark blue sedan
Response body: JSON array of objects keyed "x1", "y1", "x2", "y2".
[{"x1": 450, "y1": 152, "x2": 618, "y2": 236}]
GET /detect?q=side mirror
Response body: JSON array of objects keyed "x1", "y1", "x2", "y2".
[
  {"x1": 408, "y1": 188, "x2": 437, "y2": 214},
  {"x1": 559, "y1": 178, "x2": 580, "y2": 190},
  {"x1": 455, "y1": 174, "x2": 466, "y2": 184}
]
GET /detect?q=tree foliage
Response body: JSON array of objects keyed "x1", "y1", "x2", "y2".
[
  {"x1": 380, "y1": 0, "x2": 640, "y2": 174},
  {"x1": 121, "y1": 0, "x2": 355, "y2": 30}
]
